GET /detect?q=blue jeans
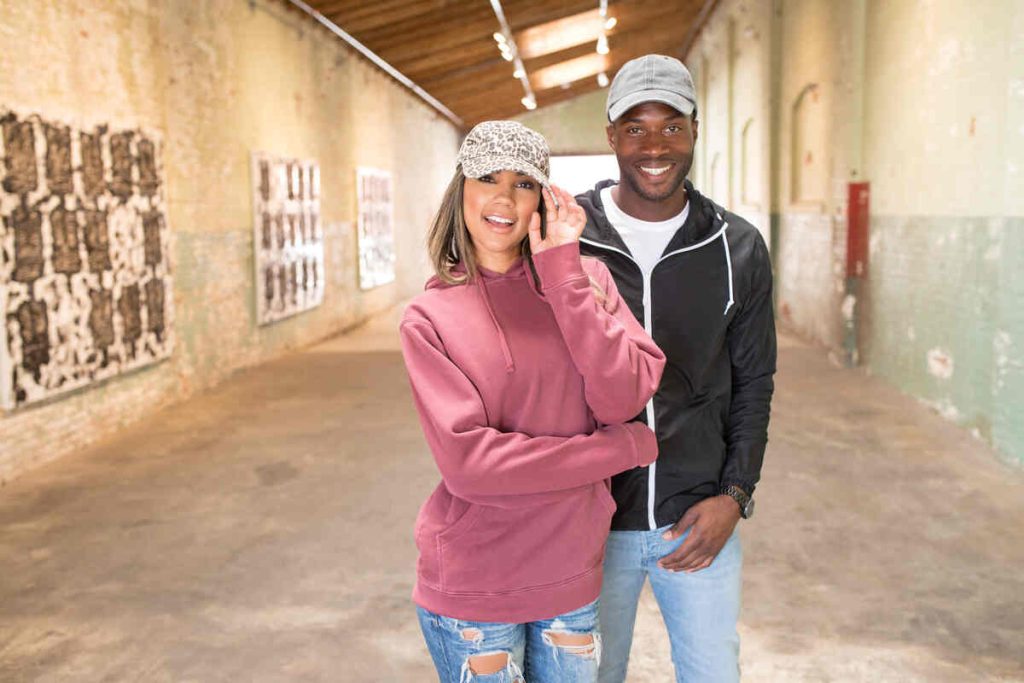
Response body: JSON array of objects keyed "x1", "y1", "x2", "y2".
[
  {"x1": 598, "y1": 525, "x2": 742, "y2": 683},
  {"x1": 417, "y1": 599, "x2": 602, "y2": 682}
]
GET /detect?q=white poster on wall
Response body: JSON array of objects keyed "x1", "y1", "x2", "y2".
[
  {"x1": 356, "y1": 167, "x2": 395, "y2": 290},
  {"x1": 251, "y1": 152, "x2": 324, "y2": 325},
  {"x1": 0, "y1": 108, "x2": 174, "y2": 409}
]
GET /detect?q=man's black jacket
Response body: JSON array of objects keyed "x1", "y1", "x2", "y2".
[{"x1": 577, "y1": 179, "x2": 777, "y2": 531}]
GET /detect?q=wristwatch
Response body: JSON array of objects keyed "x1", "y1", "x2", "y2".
[{"x1": 720, "y1": 484, "x2": 754, "y2": 519}]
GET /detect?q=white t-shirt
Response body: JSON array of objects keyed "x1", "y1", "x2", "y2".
[{"x1": 600, "y1": 186, "x2": 689, "y2": 281}]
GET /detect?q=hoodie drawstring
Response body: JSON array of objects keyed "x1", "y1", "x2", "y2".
[{"x1": 476, "y1": 276, "x2": 516, "y2": 374}]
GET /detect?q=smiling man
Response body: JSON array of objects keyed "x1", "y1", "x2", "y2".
[{"x1": 576, "y1": 55, "x2": 777, "y2": 682}]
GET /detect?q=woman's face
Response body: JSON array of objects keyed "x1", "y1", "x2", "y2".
[{"x1": 462, "y1": 170, "x2": 541, "y2": 271}]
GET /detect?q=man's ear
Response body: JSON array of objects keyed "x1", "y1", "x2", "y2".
[
  {"x1": 691, "y1": 117, "x2": 699, "y2": 144},
  {"x1": 606, "y1": 123, "x2": 618, "y2": 152}
]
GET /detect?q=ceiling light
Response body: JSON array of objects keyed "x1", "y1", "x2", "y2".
[
  {"x1": 491, "y1": 0, "x2": 536, "y2": 117},
  {"x1": 532, "y1": 53, "x2": 610, "y2": 90},
  {"x1": 597, "y1": 71, "x2": 609, "y2": 87},
  {"x1": 604, "y1": 17, "x2": 617, "y2": 30},
  {"x1": 516, "y1": 9, "x2": 606, "y2": 59},
  {"x1": 596, "y1": 35, "x2": 609, "y2": 55}
]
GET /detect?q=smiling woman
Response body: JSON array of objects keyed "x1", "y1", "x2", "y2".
[
  {"x1": 399, "y1": 120, "x2": 666, "y2": 682},
  {"x1": 462, "y1": 170, "x2": 540, "y2": 273}
]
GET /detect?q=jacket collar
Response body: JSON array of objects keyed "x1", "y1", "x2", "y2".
[{"x1": 578, "y1": 178, "x2": 726, "y2": 258}]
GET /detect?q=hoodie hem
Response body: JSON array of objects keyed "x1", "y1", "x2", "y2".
[{"x1": 413, "y1": 563, "x2": 603, "y2": 623}]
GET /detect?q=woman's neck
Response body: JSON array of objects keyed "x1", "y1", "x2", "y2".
[{"x1": 475, "y1": 249, "x2": 520, "y2": 274}]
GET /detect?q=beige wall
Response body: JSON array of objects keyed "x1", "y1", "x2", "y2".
[
  {"x1": 688, "y1": 0, "x2": 1024, "y2": 463},
  {"x1": 863, "y1": 1, "x2": 1024, "y2": 217},
  {"x1": 514, "y1": 89, "x2": 609, "y2": 155},
  {"x1": 688, "y1": 0, "x2": 773, "y2": 244},
  {"x1": 0, "y1": 0, "x2": 459, "y2": 481}
]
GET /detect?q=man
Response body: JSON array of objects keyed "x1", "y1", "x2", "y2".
[{"x1": 576, "y1": 55, "x2": 776, "y2": 682}]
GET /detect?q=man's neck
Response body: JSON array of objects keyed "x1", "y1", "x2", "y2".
[{"x1": 610, "y1": 184, "x2": 689, "y2": 222}]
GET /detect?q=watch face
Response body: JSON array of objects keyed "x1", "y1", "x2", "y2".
[{"x1": 743, "y1": 498, "x2": 755, "y2": 519}]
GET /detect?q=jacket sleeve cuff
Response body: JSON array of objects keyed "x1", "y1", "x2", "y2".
[
  {"x1": 721, "y1": 480, "x2": 756, "y2": 495},
  {"x1": 531, "y1": 242, "x2": 586, "y2": 291}
]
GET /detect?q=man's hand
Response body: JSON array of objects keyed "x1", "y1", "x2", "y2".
[{"x1": 657, "y1": 495, "x2": 741, "y2": 573}]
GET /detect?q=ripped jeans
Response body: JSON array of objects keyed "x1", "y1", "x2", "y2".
[{"x1": 416, "y1": 599, "x2": 601, "y2": 682}]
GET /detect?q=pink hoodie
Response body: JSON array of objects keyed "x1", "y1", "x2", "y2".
[{"x1": 400, "y1": 242, "x2": 665, "y2": 623}]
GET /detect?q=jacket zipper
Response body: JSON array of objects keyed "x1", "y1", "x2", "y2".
[{"x1": 580, "y1": 217, "x2": 729, "y2": 531}]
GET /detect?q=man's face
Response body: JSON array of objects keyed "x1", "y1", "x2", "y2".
[{"x1": 606, "y1": 101, "x2": 698, "y2": 203}]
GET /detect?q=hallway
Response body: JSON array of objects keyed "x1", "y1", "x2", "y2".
[{"x1": 1, "y1": 308, "x2": 1021, "y2": 682}]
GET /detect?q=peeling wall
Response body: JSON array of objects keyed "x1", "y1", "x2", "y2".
[
  {"x1": 0, "y1": 0, "x2": 460, "y2": 482},
  {"x1": 689, "y1": 0, "x2": 1024, "y2": 464},
  {"x1": 862, "y1": 0, "x2": 1024, "y2": 465},
  {"x1": 687, "y1": 0, "x2": 772, "y2": 248},
  {"x1": 519, "y1": 0, "x2": 1024, "y2": 464},
  {"x1": 768, "y1": 0, "x2": 865, "y2": 350}
]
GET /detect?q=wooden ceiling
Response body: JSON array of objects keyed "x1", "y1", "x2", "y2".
[{"x1": 300, "y1": 0, "x2": 715, "y2": 129}]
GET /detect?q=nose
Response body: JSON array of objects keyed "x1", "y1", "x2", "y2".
[
  {"x1": 491, "y1": 179, "x2": 516, "y2": 203},
  {"x1": 640, "y1": 135, "x2": 669, "y2": 157}
]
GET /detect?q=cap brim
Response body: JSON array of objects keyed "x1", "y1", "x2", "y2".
[
  {"x1": 459, "y1": 155, "x2": 557, "y2": 207},
  {"x1": 608, "y1": 90, "x2": 695, "y2": 122},
  {"x1": 461, "y1": 156, "x2": 549, "y2": 186}
]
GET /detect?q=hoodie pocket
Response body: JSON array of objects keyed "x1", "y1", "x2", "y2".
[
  {"x1": 415, "y1": 488, "x2": 483, "y2": 591},
  {"x1": 438, "y1": 489, "x2": 613, "y2": 596},
  {"x1": 437, "y1": 503, "x2": 484, "y2": 546}
]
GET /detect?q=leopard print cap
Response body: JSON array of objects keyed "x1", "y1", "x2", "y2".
[{"x1": 457, "y1": 121, "x2": 552, "y2": 195}]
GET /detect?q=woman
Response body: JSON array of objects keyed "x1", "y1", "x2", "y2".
[{"x1": 400, "y1": 121, "x2": 665, "y2": 682}]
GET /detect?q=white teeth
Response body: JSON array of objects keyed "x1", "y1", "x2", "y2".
[
  {"x1": 486, "y1": 215, "x2": 514, "y2": 225},
  {"x1": 640, "y1": 165, "x2": 671, "y2": 176}
]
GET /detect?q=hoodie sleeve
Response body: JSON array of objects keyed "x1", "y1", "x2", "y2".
[
  {"x1": 400, "y1": 316, "x2": 658, "y2": 501},
  {"x1": 722, "y1": 233, "x2": 777, "y2": 494},
  {"x1": 531, "y1": 242, "x2": 666, "y2": 425}
]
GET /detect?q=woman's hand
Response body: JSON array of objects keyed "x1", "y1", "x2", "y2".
[{"x1": 528, "y1": 185, "x2": 587, "y2": 255}]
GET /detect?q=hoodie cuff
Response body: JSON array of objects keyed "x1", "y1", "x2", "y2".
[
  {"x1": 623, "y1": 421, "x2": 658, "y2": 468},
  {"x1": 531, "y1": 242, "x2": 587, "y2": 292}
]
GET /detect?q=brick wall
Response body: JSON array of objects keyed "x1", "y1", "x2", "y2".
[{"x1": 0, "y1": 0, "x2": 460, "y2": 482}]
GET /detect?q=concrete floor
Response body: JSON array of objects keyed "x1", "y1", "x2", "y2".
[{"x1": 1, "y1": 307, "x2": 1022, "y2": 682}]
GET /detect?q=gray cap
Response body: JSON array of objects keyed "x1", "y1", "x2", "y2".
[
  {"x1": 606, "y1": 54, "x2": 697, "y2": 122},
  {"x1": 457, "y1": 121, "x2": 551, "y2": 191}
]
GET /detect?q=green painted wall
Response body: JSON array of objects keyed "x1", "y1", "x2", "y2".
[
  {"x1": 865, "y1": 217, "x2": 1024, "y2": 465},
  {"x1": 861, "y1": 0, "x2": 1024, "y2": 465}
]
